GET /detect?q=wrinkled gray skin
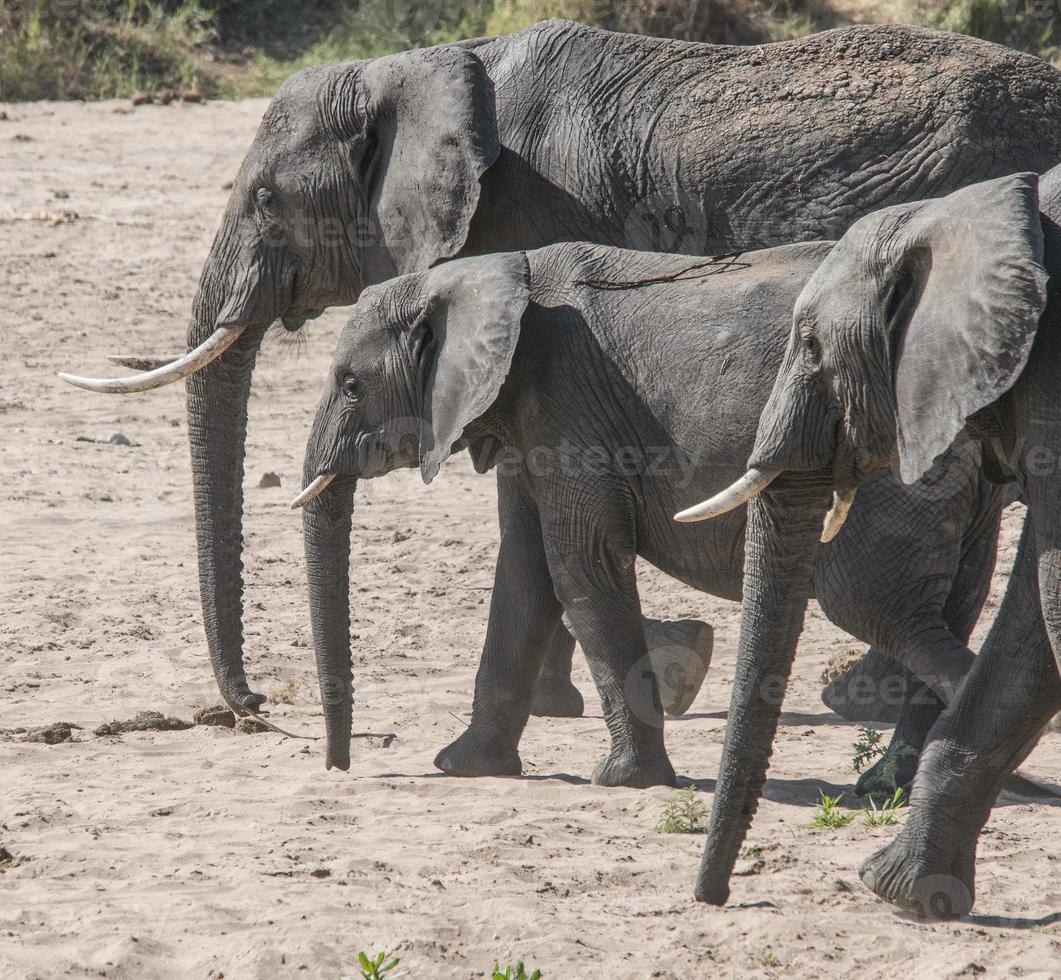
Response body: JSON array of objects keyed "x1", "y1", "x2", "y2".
[
  {"x1": 299, "y1": 244, "x2": 1007, "y2": 787},
  {"x1": 182, "y1": 20, "x2": 1061, "y2": 717},
  {"x1": 694, "y1": 166, "x2": 1061, "y2": 917}
]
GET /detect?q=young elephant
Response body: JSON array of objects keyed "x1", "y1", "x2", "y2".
[
  {"x1": 684, "y1": 167, "x2": 1061, "y2": 915},
  {"x1": 292, "y1": 244, "x2": 1008, "y2": 789}
]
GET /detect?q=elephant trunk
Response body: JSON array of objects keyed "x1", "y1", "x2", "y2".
[
  {"x1": 185, "y1": 311, "x2": 266, "y2": 712},
  {"x1": 695, "y1": 474, "x2": 831, "y2": 904},
  {"x1": 302, "y1": 473, "x2": 358, "y2": 770}
]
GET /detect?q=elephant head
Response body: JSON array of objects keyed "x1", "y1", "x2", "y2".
[
  {"x1": 59, "y1": 48, "x2": 499, "y2": 712},
  {"x1": 676, "y1": 172, "x2": 1050, "y2": 904},
  {"x1": 291, "y1": 252, "x2": 531, "y2": 770}
]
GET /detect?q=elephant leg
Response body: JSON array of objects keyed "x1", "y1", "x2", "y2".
[
  {"x1": 541, "y1": 493, "x2": 675, "y2": 789},
  {"x1": 532, "y1": 614, "x2": 713, "y2": 719},
  {"x1": 434, "y1": 481, "x2": 562, "y2": 778},
  {"x1": 859, "y1": 493, "x2": 1003, "y2": 798},
  {"x1": 530, "y1": 617, "x2": 584, "y2": 718},
  {"x1": 860, "y1": 517, "x2": 1061, "y2": 918}
]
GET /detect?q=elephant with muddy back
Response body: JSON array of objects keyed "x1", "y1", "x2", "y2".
[
  {"x1": 683, "y1": 164, "x2": 1061, "y2": 916},
  {"x1": 289, "y1": 242, "x2": 1008, "y2": 786},
  {"x1": 60, "y1": 22, "x2": 1061, "y2": 736}
]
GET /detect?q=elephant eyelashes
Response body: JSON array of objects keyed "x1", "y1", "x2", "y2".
[
  {"x1": 255, "y1": 187, "x2": 273, "y2": 209},
  {"x1": 341, "y1": 376, "x2": 360, "y2": 401}
]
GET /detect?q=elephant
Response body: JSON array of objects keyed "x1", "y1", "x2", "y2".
[
  {"x1": 58, "y1": 20, "x2": 1061, "y2": 725},
  {"x1": 288, "y1": 242, "x2": 1012, "y2": 789},
  {"x1": 681, "y1": 165, "x2": 1061, "y2": 916}
]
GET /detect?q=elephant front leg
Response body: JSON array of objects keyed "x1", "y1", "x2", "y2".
[
  {"x1": 541, "y1": 495, "x2": 675, "y2": 789},
  {"x1": 860, "y1": 519, "x2": 1061, "y2": 918},
  {"x1": 434, "y1": 487, "x2": 563, "y2": 778}
]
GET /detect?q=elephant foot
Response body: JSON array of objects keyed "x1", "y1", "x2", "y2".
[
  {"x1": 856, "y1": 742, "x2": 920, "y2": 800},
  {"x1": 434, "y1": 728, "x2": 522, "y2": 778},
  {"x1": 859, "y1": 834, "x2": 975, "y2": 919},
  {"x1": 821, "y1": 650, "x2": 903, "y2": 723},
  {"x1": 530, "y1": 674, "x2": 585, "y2": 718},
  {"x1": 591, "y1": 747, "x2": 676, "y2": 789},
  {"x1": 645, "y1": 619, "x2": 714, "y2": 718}
]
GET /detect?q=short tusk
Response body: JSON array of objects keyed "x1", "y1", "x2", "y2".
[
  {"x1": 58, "y1": 325, "x2": 245, "y2": 394},
  {"x1": 820, "y1": 487, "x2": 857, "y2": 544},
  {"x1": 674, "y1": 467, "x2": 781, "y2": 523},
  {"x1": 290, "y1": 473, "x2": 337, "y2": 509},
  {"x1": 106, "y1": 354, "x2": 182, "y2": 372}
]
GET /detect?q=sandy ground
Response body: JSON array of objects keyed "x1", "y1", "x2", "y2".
[{"x1": 0, "y1": 98, "x2": 1059, "y2": 980}]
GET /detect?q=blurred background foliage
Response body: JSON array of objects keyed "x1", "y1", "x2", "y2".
[{"x1": 2, "y1": 0, "x2": 1060, "y2": 101}]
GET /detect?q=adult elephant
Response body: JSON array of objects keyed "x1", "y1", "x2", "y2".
[
  {"x1": 60, "y1": 20, "x2": 1061, "y2": 718},
  {"x1": 681, "y1": 166, "x2": 1061, "y2": 915}
]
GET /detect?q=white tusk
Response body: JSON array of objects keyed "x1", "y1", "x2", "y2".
[
  {"x1": 674, "y1": 467, "x2": 781, "y2": 523},
  {"x1": 820, "y1": 487, "x2": 857, "y2": 544},
  {"x1": 58, "y1": 325, "x2": 245, "y2": 394},
  {"x1": 106, "y1": 354, "x2": 182, "y2": 372},
  {"x1": 290, "y1": 473, "x2": 337, "y2": 509}
]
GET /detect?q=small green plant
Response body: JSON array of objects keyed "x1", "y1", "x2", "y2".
[
  {"x1": 739, "y1": 843, "x2": 763, "y2": 859},
  {"x1": 852, "y1": 725, "x2": 886, "y2": 773},
  {"x1": 357, "y1": 951, "x2": 405, "y2": 979},
  {"x1": 809, "y1": 790, "x2": 856, "y2": 830},
  {"x1": 862, "y1": 787, "x2": 907, "y2": 827},
  {"x1": 758, "y1": 949, "x2": 781, "y2": 967},
  {"x1": 654, "y1": 786, "x2": 708, "y2": 834},
  {"x1": 492, "y1": 963, "x2": 542, "y2": 980}
]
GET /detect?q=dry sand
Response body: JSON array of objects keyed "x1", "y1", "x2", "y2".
[{"x1": 0, "y1": 98, "x2": 1059, "y2": 979}]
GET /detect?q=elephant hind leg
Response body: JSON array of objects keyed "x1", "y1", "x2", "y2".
[{"x1": 530, "y1": 618, "x2": 585, "y2": 718}]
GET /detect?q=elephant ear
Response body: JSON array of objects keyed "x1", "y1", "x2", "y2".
[
  {"x1": 864, "y1": 173, "x2": 1049, "y2": 483},
  {"x1": 411, "y1": 253, "x2": 531, "y2": 484},
  {"x1": 358, "y1": 46, "x2": 499, "y2": 282}
]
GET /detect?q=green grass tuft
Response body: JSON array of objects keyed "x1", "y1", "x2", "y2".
[
  {"x1": 654, "y1": 786, "x2": 708, "y2": 834},
  {"x1": 809, "y1": 789, "x2": 856, "y2": 830}
]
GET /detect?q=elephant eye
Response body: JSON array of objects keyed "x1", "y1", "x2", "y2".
[
  {"x1": 342, "y1": 376, "x2": 359, "y2": 400},
  {"x1": 800, "y1": 334, "x2": 821, "y2": 361},
  {"x1": 256, "y1": 187, "x2": 273, "y2": 208}
]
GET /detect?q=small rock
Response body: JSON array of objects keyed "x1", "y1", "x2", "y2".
[
  {"x1": 235, "y1": 717, "x2": 271, "y2": 735},
  {"x1": 12, "y1": 134, "x2": 32, "y2": 142},
  {"x1": 309, "y1": 868, "x2": 331, "y2": 879},
  {"x1": 832, "y1": 878, "x2": 854, "y2": 893},
  {"x1": 193, "y1": 705, "x2": 236, "y2": 728},
  {"x1": 180, "y1": 90, "x2": 203, "y2": 103},
  {"x1": 24, "y1": 722, "x2": 79, "y2": 744},
  {"x1": 52, "y1": 190, "x2": 69, "y2": 199},
  {"x1": 259, "y1": 472, "x2": 281, "y2": 489},
  {"x1": 93, "y1": 711, "x2": 192, "y2": 736},
  {"x1": 733, "y1": 859, "x2": 765, "y2": 877},
  {"x1": 391, "y1": 529, "x2": 409, "y2": 543},
  {"x1": 0, "y1": 846, "x2": 20, "y2": 871},
  {"x1": 131, "y1": 93, "x2": 152, "y2": 106},
  {"x1": 0, "y1": 111, "x2": 8, "y2": 121},
  {"x1": 150, "y1": 806, "x2": 174, "y2": 817}
]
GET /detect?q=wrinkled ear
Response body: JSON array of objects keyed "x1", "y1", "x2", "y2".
[
  {"x1": 867, "y1": 173, "x2": 1048, "y2": 483},
  {"x1": 359, "y1": 46, "x2": 499, "y2": 282},
  {"x1": 412, "y1": 253, "x2": 531, "y2": 483}
]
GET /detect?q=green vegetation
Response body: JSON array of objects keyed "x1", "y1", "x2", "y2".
[
  {"x1": 492, "y1": 963, "x2": 542, "y2": 980},
  {"x1": 357, "y1": 951, "x2": 406, "y2": 979},
  {"x1": 862, "y1": 787, "x2": 907, "y2": 827},
  {"x1": 809, "y1": 790, "x2": 856, "y2": 830},
  {"x1": 758, "y1": 949, "x2": 781, "y2": 967},
  {"x1": 4, "y1": 0, "x2": 1061, "y2": 102},
  {"x1": 852, "y1": 725, "x2": 886, "y2": 774},
  {"x1": 654, "y1": 785, "x2": 709, "y2": 834}
]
